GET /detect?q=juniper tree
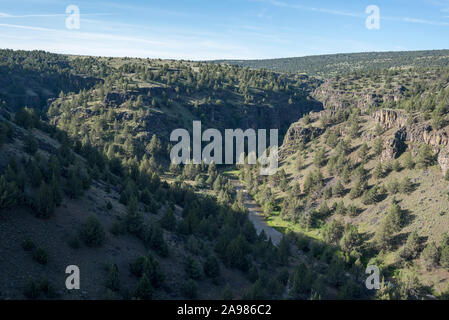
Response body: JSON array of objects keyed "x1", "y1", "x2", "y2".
[
  {"x1": 417, "y1": 144, "x2": 435, "y2": 168},
  {"x1": 400, "y1": 231, "x2": 421, "y2": 260},
  {"x1": 80, "y1": 215, "x2": 106, "y2": 247},
  {"x1": 403, "y1": 151, "x2": 414, "y2": 170},
  {"x1": 0, "y1": 175, "x2": 20, "y2": 209},
  {"x1": 421, "y1": 242, "x2": 439, "y2": 269},
  {"x1": 373, "y1": 137, "x2": 383, "y2": 157}
]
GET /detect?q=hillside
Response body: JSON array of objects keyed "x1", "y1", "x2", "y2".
[
  {"x1": 214, "y1": 50, "x2": 449, "y2": 76},
  {"x1": 239, "y1": 64, "x2": 449, "y2": 298},
  {"x1": 2, "y1": 49, "x2": 449, "y2": 300},
  {"x1": 1, "y1": 50, "x2": 350, "y2": 300}
]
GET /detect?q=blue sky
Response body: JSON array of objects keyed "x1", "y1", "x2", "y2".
[{"x1": 0, "y1": 0, "x2": 448, "y2": 60}]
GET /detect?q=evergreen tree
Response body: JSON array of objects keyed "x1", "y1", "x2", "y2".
[
  {"x1": 181, "y1": 279, "x2": 198, "y2": 299},
  {"x1": 332, "y1": 180, "x2": 345, "y2": 197},
  {"x1": 105, "y1": 264, "x2": 120, "y2": 292},
  {"x1": 417, "y1": 144, "x2": 435, "y2": 168},
  {"x1": 185, "y1": 256, "x2": 204, "y2": 280},
  {"x1": 125, "y1": 195, "x2": 143, "y2": 235},
  {"x1": 373, "y1": 137, "x2": 383, "y2": 157},
  {"x1": 66, "y1": 166, "x2": 83, "y2": 199},
  {"x1": 0, "y1": 175, "x2": 20, "y2": 209},
  {"x1": 400, "y1": 231, "x2": 420, "y2": 260},
  {"x1": 322, "y1": 219, "x2": 344, "y2": 245},
  {"x1": 203, "y1": 255, "x2": 220, "y2": 278},
  {"x1": 160, "y1": 207, "x2": 176, "y2": 231},
  {"x1": 80, "y1": 215, "x2": 106, "y2": 247},
  {"x1": 421, "y1": 242, "x2": 439, "y2": 269},
  {"x1": 222, "y1": 284, "x2": 233, "y2": 300},
  {"x1": 313, "y1": 148, "x2": 327, "y2": 168},
  {"x1": 24, "y1": 133, "x2": 38, "y2": 155},
  {"x1": 33, "y1": 181, "x2": 55, "y2": 218},
  {"x1": 403, "y1": 151, "x2": 414, "y2": 170},
  {"x1": 134, "y1": 274, "x2": 153, "y2": 300}
]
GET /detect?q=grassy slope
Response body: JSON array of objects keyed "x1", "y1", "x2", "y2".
[{"x1": 262, "y1": 112, "x2": 449, "y2": 294}]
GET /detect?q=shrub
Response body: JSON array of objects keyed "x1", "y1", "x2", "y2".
[
  {"x1": 39, "y1": 277, "x2": 56, "y2": 298},
  {"x1": 203, "y1": 255, "x2": 220, "y2": 278},
  {"x1": 322, "y1": 219, "x2": 344, "y2": 245},
  {"x1": 125, "y1": 195, "x2": 143, "y2": 235},
  {"x1": 0, "y1": 175, "x2": 20, "y2": 209},
  {"x1": 33, "y1": 181, "x2": 55, "y2": 218},
  {"x1": 347, "y1": 205, "x2": 359, "y2": 217},
  {"x1": 32, "y1": 248, "x2": 48, "y2": 265},
  {"x1": 80, "y1": 215, "x2": 106, "y2": 247},
  {"x1": 22, "y1": 238, "x2": 36, "y2": 251},
  {"x1": 110, "y1": 221, "x2": 125, "y2": 236},
  {"x1": 417, "y1": 144, "x2": 435, "y2": 168},
  {"x1": 182, "y1": 279, "x2": 198, "y2": 299},
  {"x1": 387, "y1": 179, "x2": 400, "y2": 195},
  {"x1": 23, "y1": 277, "x2": 40, "y2": 299},
  {"x1": 400, "y1": 231, "x2": 420, "y2": 260},
  {"x1": 314, "y1": 148, "x2": 328, "y2": 168},
  {"x1": 150, "y1": 226, "x2": 169, "y2": 257},
  {"x1": 105, "y1": 264, "x2": 120, "y2": 292},
  {"x1": 361, "y1": 186, "x2": 381, "y2": 205},
  {"x1": 373, "y1": 138, "x2": 383, "y2": 156},
  {"x1": 160, "y1": 207, "x2": 176, "y2": 231},
  {"x1": 440, "y1": 245, "x2": 449, "y2": 269},
  {"x1": 392, "y1": 160, "x2": 401, "y2": 172},
  {"x1": 422, "y1": 242, "x2": 440, "y2": 269},
  {"x1": 399, "y1": 177, "x2": 414, "y2": 194},
  {"x1": 134, "y1": 274, "x2": 153, "y2": 300},
  {"x1": 222, "y1": 284, "x2": 233, "y2": 300},
  {"x1": 185, "y1": 256, "x2": 203, "y2": 280},
  {"x1": 373, "y1": 162, "x2": 385, "y2": 179},
  {"x1": 68, "y1": 234, "x2": 81, "y2": 249},
  {"x1": 129, "y1": 254, "x2": 165, "y2": 288},
  {"x1": 403, "y1": 151, "x2": 414, "y2": 170},
  {"x1": 332, "y1": 180, "x2": 345, "y2": 197}
]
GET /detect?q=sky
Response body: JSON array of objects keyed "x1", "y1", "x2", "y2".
[{"x1": 0, "y1": 0, "x2": 449, "y2": 60}]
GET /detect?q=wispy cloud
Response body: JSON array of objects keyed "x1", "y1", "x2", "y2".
[
  {"x1": 400, "y1": 16, "x2": 449, "y2": 26},
  {"x1": 0, "y1": 12, "x2": 112, "y2": 18},
  {"x1": 257, "y1": 0, "x2": 363, "y2": 18},
  {"x1": 0, "y1": 21, "x2": 252, "y2": 60},
  {"x1": 260, "y1": 0, "x2": 449, "y2": 27}
]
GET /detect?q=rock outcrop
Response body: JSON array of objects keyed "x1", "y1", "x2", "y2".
[
  {"x1": 373, "y1": 109, "x2": 408, "y2": 129},
  {"x1": 380, "y1": 127, "x2": 407, "y2": 161},
  {"x1": 312, "y1": 82, "x2": 407, "y2": 112},
  {"x1": 438, "y1": 147, "x2": 449, "y2": 175},
  {"x1": 280, "y1": 122, "x2": 324, "y2": 158},
  {"x1": 373, "y1": 109, "x2": 449, "y2": 173}
]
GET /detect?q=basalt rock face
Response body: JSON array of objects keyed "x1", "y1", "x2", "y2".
[
  {"x1": 438, "y1": 147, "x2": 449, "y2": 175},
  {"x1": 373, "y1": 108, "x2": 449, "y2": 172},
  {"x1": 280, "y1": 122, "x2": 324, "y2": 158},
  {"x1": 312, "y1": 82, "x2": 407, "y2": 112},
  {"x1": 374, "y1": 109, "x2": 449, "y2": 147},
  {"x1": 380, "y1": 127, "x2": 407, "y2": 162},
  {"x1": 373, "y1": 109, "x2": 408, "y2": 129},
  {"x1": 408, "y1": 124, "x2": 449, "y2": 147}
]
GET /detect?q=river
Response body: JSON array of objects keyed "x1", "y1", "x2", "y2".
[{"x1": 232, "y1": 181, "x2": 283, "y2": 246}]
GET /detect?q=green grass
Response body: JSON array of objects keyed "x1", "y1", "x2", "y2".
[
  {"x1": 222, "y1": 168, "x2": 240, "y2": 180},
  {"x1": 267, "y1": 215, "x2": 322, "y2": 241}
]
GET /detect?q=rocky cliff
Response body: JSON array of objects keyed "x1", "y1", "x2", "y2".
[
  {"x1": 312, "y1": 80, "x2": 407, "y2": 112},
  {"x1": 373, "y1": 109, "x2": 449, "y2": 173},
  {"x1": 279, "y1": 120, "x2": 324, "y2": 159}
]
